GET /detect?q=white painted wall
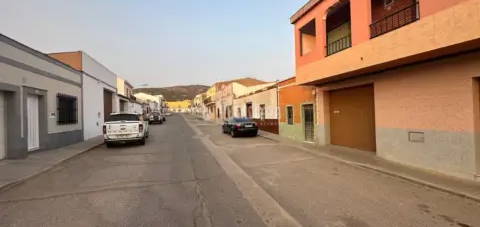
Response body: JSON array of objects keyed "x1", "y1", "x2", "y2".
[
  {"x1": 233, "y1": 88, "x2": 278, "y2": 119},
  {"x1": 81, "y1": 52, "x2": 117, "y2": 88},
  {"x1": 113, "y1": 94, "x2": 120, "y2": 113},
  {"x1": 82, "y1": 75, "x2": 107, "y2": 140},
  {"x1": 128, "y1": 102, "x2": 143, "y2": 114},
  {"x1": 80, "y1": 52, "x2": 119, "y2": 140}
]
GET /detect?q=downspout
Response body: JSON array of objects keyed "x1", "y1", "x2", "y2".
[{"x1": 276, "y1": 80, "x2": 280, "y2": 134}]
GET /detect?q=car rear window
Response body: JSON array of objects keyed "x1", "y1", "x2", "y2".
[
  {"x1": 233, "y1": 118, "x2": 252, "y2": 123},
  {"x1": 152, "y1": 112, "x2": 161, "y2": 116},
  {"x1": 106, "y1": 114, "x2": 139, "y2": 122}
]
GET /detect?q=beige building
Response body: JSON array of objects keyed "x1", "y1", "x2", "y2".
[
  {"x1": 215, "y1": 77, "x2": 270, "y2": 121},
  {"x1": 134, "y1": 92, "x2": 162, "y2": 114}
]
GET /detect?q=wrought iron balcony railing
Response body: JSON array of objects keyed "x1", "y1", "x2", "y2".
[
  {"x1": 370, "y1": 2, "x2": 420, "y2": 38},
  {"x1": 327, "y1": 34, "x2": 352, "y2": 56}
]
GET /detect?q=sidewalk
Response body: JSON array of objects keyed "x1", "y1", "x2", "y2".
[
  {"x1": 257, "y1": 130, "x2": 480, "y2": 202},
  {"x1": 0, "y1": 136, "x2": 103, "y2": 191},
  {"x1": 190, "y1": 116, "x2": 480, "y2": 202}
]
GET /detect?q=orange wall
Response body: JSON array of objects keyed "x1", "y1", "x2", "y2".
[
  {"x1": 295, "y1": 0, "x2": 480, "y2": 85},
  {"x1": 278, "y1": 77, "x2": 295, "y2": 87},
  {"x1": 279, "y1": 84, "x2": 316, "y2": 123},
  {"x1": 49, "y1": 52, "x2": 83, "y2": 71},
  {"x1": 419, "y1": 0, "x2": 466, "y2": 17},
  {"x1": 316, "y1": 51, "x2": 480, "y2": 132},
  {"x1": 375, "y1": 52, "x2": 479, "y2": 132},
  {"x1": 294, "y1": 0, "x2": 372, "y2": 68},
  {"x1": 295, "y1": 0, "x2": 474, "y2": 83}
]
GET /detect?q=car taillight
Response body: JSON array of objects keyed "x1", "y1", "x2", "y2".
[
  {"x1": 103, "y1": 125, "x2": 107, "y2": 134},
  {"x1": 235, "y1": 123, "x2": 242, "y2": 128},
  {"x1": 139, "y1": 124, "x2": 143, "y2": 132}
]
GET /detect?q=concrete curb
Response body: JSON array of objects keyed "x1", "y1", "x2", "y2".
[
  {"x1": 0, "y1": 141, "x2": 103, "y2": 192},
  {"x1": 182, "y1": 115, "x2": 303, "y2": 227},
  {"x1": 258, "y1": 131, "x2": 480, "y2": 203}
]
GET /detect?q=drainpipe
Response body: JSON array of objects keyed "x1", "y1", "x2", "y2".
[{"x1": 276, "y1": 80, "x2": 280, "y2": 133}]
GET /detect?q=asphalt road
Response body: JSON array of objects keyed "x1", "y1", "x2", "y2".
[
  {"x1": 1, "y1": 114, "x2": 479, "y2": 227},
  {"x1": 0, "y1": 114, "x2": 266, "y2": 227}
]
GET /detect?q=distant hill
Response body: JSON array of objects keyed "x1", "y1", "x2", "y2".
[{"x1": 133, "y1": 85, "x2": 209, "y2": 101}]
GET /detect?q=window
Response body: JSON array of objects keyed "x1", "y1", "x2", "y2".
[
  {"x1": 259, "y1": 104, "x2": 266, "y2": 120},
  {"x1": 57, "y1": 94, "x2": 78, "y2": 125},
  {"x1": 287, "y1": 106, "x2": 293, "y2": 125},
  {"x1": 106, "y1": 114, "x2": 139, "y2": 122},
  {"x1": 300, "y1": 19, "x2": 316, "y2": 56}
]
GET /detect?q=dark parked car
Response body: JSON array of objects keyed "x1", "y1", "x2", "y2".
[
  {"x1": 148, "y1": 112, "x2": 164, "y2": 124},
  {"x1": 222, "y1": 118, "x2": 258, "y2": 137}
]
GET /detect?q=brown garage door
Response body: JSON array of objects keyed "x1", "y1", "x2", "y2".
[
  {"x1": 330, "y1": 84, "x2": 376, "y2": 152},
  {"x1": 103, "y1": 90, "x2": 113, "y2": 121}
]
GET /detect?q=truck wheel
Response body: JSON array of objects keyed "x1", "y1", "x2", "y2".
[
  {"x1": 106, "y1": 142, "x2": 112, "y2": 148},
  {"x1": 139, "y1": 138, "x2": 146, "y2": 145}
]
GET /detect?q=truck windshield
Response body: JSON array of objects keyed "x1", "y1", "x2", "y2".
[{"x1": 106, "y1": 114, "x2": 139, "y2": 122}]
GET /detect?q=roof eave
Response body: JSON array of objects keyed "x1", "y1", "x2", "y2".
[{"x1": 290, "y1": 0, "x2": 323, "y2": 24}]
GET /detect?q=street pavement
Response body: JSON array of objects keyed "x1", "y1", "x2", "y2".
[
  {"x1": 1, "y1": 114, "x2": 479, "y2": 227},
  {"x1": 0, "y1": 114, "x2": 266, "y2": 227}
]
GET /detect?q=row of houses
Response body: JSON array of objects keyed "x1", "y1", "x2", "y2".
[
  {"x1": 0, "y1": 34, "x2": 165, "y2": 160},
  {"x1": 193, "y1": 0, "x2": 480, "y2": 182},
  {"x1": 167, "y1": 100, "x2": 192, "y2": 113}
]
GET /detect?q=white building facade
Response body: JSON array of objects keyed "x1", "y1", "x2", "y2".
[
  {"x1": 0, "y1": 34, "x2": 83, "y2": 159},
  {"x1": 50, "y1": 51, "x2": 119, "y2": 140}
]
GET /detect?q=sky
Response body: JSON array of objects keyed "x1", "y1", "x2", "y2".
[{"x1": 0, "y1": 0, "x2": 306, "y2": 87}]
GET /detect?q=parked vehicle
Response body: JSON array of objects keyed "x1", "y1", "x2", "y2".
[
  {"x1": 103, "y1": 113, "x2": 149, "y2": 147},
  {"x1": 222, "y1": 118, "x2": 258, "y2": 137},
  {"x1": 148, "y1": 112, "x2": 164, "y2": 124}
]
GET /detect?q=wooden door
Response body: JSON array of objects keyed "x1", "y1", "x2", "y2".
[
  {"x1": 330, "y1": 85, "x2": 376, "y2": 152},
  {"x1": 303, "y1": 104, "x2": 314, "y2": 142},
  {"x1": 246, "y1": 103, "x2": 253, "y2": 118}
]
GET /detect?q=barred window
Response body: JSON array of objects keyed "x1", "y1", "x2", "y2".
[
  {"x1": 57, "y1": 94, "x2": 78, "y2": 125},
  {"x1": 287, "y1": 106, "x2": 293, "y2": 125}
]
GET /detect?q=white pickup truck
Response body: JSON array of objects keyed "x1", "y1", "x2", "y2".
[{"x1": 103, "y1": 113, "x2": 149, "y2": 147}]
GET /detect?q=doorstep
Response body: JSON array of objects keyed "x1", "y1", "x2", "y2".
[
  {"x1": 0, "y1": 136, "x2": 104, "y2": 191},
  {"x1": 258, "y1": 130, "x2": 480, "y2": 202}
]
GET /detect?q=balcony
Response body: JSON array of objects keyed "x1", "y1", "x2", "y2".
[
  {"x1": 370, "y1": 2, "x2": 420, "y2": 38},
  {"x1": 295, "y1": 0, "x2": 480, "y2": 85},
  {"x1": 327, "y1": 34, "x2": 352, "y2": 56},
  {"x1": 326, "y1": 1, "x2": 352, "y2": 56}
]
